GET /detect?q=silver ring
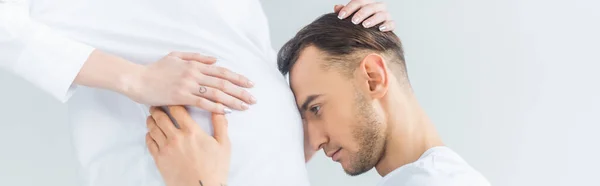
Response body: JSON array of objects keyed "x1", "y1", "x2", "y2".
[{"x1": 199, "y1": 86, "x2": 207, "y2": 94}]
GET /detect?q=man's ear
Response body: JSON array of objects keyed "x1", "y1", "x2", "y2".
[{"x1": 356, "y1": 53, "x2": 389, "y2": 99}]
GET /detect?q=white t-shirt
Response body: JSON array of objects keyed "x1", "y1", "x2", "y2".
[
  {"x1": 378, "y1": 147, "x2": 491, "y2": 186},
  {"x1": 0, "y1": 0, "x2": 309, "y2": 186}
]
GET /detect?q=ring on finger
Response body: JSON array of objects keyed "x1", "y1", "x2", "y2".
[{"x1": 199, "y1": 85, "x2": 207, "y2": 94}]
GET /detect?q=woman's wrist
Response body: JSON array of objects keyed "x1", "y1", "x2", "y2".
[
  {"x1": 75, "y1": 49, "x2": 145, "y2": 98},
  {"x1": 116, "y1": 61, "x2": 145, "y2": 100}
]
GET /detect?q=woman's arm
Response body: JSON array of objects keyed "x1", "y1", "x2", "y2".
[
  {"x1": 0, "y1": 1, "x2": 256, "y2": 113},
  {"x1": 1, "y1": 0, "x2": 95, "y2": 102}
]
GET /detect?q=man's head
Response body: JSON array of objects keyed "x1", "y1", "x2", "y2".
[{"x1": 278, "y1": 13, "x2": 410, "y2": 175}]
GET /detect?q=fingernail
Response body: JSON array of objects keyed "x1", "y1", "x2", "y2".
[
  {"x1": 249, "y1": 95, "x2": 257, "y2": 104},
  {"x1": 338, "y1": 11, "x2": 346, "y2": 19},
  {"x1": 241, "y1": 102, "x2": 249, "y2": 110},
  {"x1": 352, "y1": 17, "x2": 360, "y2": 24},
  {"x1": 363, "y1": 21, "x2": 371, "y2": 28},
  {"x1": 224, "y1": 107, "x2": 232, "y2": 114},
  {"x1": 379, "y1": 25, "x2": 387, "y2": 31},
  {"x1": 248, "y1": 80, "x2": 255, "y2": 87}
]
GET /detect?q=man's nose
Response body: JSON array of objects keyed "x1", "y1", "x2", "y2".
[{"x1": 307, "y1": 122, "x2": 328, "y2": 152}]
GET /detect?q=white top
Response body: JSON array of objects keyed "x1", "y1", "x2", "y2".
[
  {"x1": 377, "y1": 146, "x2": 491, "y2": 186},
  {"x1": 0, "y1": 0, "x2": 309, "y2": 186}
]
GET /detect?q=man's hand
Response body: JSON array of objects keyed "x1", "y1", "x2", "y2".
[
  {"x1": 146, "y1": 106, "x2": 230, "y2": 186},
  {"x1": 334, "y1": 0, "x2": 396, "y2": 32}
]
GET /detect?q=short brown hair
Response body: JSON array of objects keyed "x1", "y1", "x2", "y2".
[{"x1": 277, "y1": 12, "x2": 407, "y2": 80}]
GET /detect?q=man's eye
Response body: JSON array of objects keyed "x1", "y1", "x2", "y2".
[{"x1": 310, "y1": 105, "x2": 321, "y2": 115}]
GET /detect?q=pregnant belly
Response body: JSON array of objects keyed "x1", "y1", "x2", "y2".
[
  {"x1": 68, "y1": 55, "x2": 309, "y2": 185},
  {"x1": 186, "y1": 69, "x2": 309, "y2": 185}
]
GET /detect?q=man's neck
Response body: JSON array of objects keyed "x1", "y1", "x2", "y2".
[{"x1": 374, "y1": 88, "x2": 444, "y2": 177}]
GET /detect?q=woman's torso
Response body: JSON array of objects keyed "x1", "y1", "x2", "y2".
[{"x1": 30, "y1": 0, "x2": 309, "y2": 185}]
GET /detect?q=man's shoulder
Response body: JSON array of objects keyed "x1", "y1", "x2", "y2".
[{"x1": 376, "y1": 147, "x2": 491, "y2": 186}]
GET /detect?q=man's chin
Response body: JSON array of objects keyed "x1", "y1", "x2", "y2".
[
  {"x1": 343, "y1": 168, "x2": 372, "y2": 176},
  {"x1": 341, "y1": 161, "x2": 374, "y2": 176}
]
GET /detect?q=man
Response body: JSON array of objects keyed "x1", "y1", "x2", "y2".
[
  {"x1": 147, "y1": 13, "x2": 492, "y2": 186},
  {"x1": 1, "y1": 0, "x2": 394, "y2": 185}
]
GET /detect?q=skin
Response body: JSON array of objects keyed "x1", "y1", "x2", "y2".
[
  {"x1": 75, "y1": 0, "x2": 396, "y2": 114},
  {"x1": 77, "y1": 50, "x2": 255, "y2": 114},
  {"x1": 146, "y1": 1, "x2": 403, "y2": 185},
  {"x1": 146, "y1": 105, "x2": 230, "y2": 186},
  {"x1": 290, "y1": 46, "x2": 444, "y2": 176},
  {"x1": 335, "y1": 0, "x2": 395, "y2": 31},
  {"x1": 146, "y1": 45, "x2": 445, "y2": 186}
]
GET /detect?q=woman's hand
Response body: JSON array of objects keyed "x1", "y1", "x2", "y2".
[
  {"x1": 146, "y1": 106, "x2": 231, "y2": 186},
  {"x1": 334, "y1": 0, "x2": 396, "y2": 32},
  {"x1": 127, "y1": 52, "x2": 256, "y2": 114}
]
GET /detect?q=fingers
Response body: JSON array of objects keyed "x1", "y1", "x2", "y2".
[
  {"x1": 378, "y1": 20, "x2": 395, "y2": 32},
  {"x1": 150, "y1": 106, "x2": 180, "y2": 139},
  {"x1": 191, "y1": 73, "x2": 254, "y2": 108},
  {"x1": 211, "y1": 112, "x2": 229, "y2": 145},
  {"x1": 334, "y1": 4, "x2": 344, "y2": 13},
  {"x1": 197, "y1": 69, "x2": 255, "y2": 105},
  {"x1": 191, "y1": 84, "x2": 250, "y2": 111},
  {"x1": 337, "y1": 1, "x2": 394, "y2": 32},
  {"x1": 146, "y1": 133, "x2": 159, "y2": 155},
  {"x1": 147, "y1": 116, "x2": 167, "y2": 148},
  {"x1": 185, "y1": 94, "x2": 232, "y2": 114},
  {"x1": 337, "y1": 0, "x2": 374, "y2": 19},
  {"x1": 169, "y1": 52, "x2": 217, "y2": 64},
  {"x1": 352, "y1": 2, "x2": 387, "y2": 26},
  {"x1": 190, "y1": 63, "x2": 256, "y2": 111},
  {"x1": 163, "y1": 106, "x2": 199, "y2": 134},
  {"x1": 200, "y1": 64, "x2": 254, "y2": 88},
  {"x1": 362, "y1": 11, "x2": 390, "y2": 29}
]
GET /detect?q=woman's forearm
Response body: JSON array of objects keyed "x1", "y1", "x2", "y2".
[
  {"x1": 74, "y1": 49, "x2": 144, "y2": 97},
  {"x1": 73, "y1": 50, "x2": 255, "y2": 112}
]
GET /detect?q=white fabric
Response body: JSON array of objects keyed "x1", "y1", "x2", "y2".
[
  {"x1": 0, "y1": 0, "x2": 95, "y2": 102},
  {"x1": 0, "y1": 0, "x2": 309, "y2": 186},
  {"x1": 377, "y1": 146, "x2": 491, "y2": 186}
]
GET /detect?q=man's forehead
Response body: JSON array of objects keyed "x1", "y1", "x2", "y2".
[{"x1": 289, "y1": 46, "x2": 327, "y2": 88}]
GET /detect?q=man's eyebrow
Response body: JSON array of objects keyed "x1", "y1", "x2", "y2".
[{"x1": 300, "y1": 94, "x2": 322, "y2": 112}]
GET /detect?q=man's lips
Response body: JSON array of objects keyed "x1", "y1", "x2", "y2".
[{"x1": 326, "y1": 148, "x2": 342, "y2": 162}]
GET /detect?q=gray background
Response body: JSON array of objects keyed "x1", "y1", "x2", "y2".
[{"x1": 1, "y1": 0, "x2": 599, "y2": 186}]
